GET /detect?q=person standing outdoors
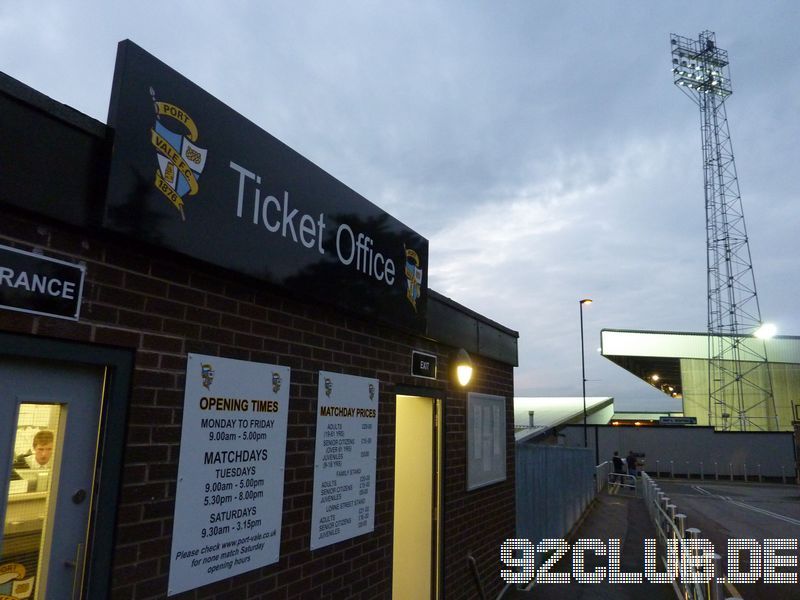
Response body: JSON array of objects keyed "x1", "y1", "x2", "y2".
[
  {"x1": 626, "y1": 450, "x2": 638, "y2": 478},
  {"x1": 612, "y1": 451, "x2": 624, "y2": 483}
]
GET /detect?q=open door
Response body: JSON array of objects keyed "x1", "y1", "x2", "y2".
[{"x1": 392, "y1": 395, "x2": 442, "y2": 599}]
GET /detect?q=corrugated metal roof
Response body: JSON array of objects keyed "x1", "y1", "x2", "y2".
[
  {"x1": 513, "y1": 397, "x2": 614, "y2": 443},
  {"x1": 601, "y1": 329, "x2": 800, "y2": 364},
  {"x1": 514, "y1": 396, "x2": 613, "y2": 429}
]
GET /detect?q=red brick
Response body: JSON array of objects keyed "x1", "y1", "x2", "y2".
[
  {"x1": 37, "y1": 318, "x2": 92, "y2": 341},
  {"x1": 144, "y1": 296, "x2": 186, "y2": 319},
  {"x1": 168, "y1": 283, "x2": 205, "y2": 305},
  {"x1": 134, "y1": 369, "x2": 175, "y2": 389},
  {"x1": 142, "y1": 333, "x2": 183, "y2": 353},
  {"x1": 93, "y1": 326, "x2": 140, "y2": 347},
  {"x1": 0, "y1": 311, "x2": 34, "y2": 334},
  {"x1": 238, "y1": 302, "x2": 267, "y2": 321},
  {"x1": 118, "y1": 309, "x2": 162, "y2": 331},
  {"x1": 190, "y1": 272, "x2": 226, "y2": 294},
  {"x1": 151, "y1": 260, "x2": 191, "y2": 285},
  {"x1": 220, "y1": 313, "x2": 251, "y2": 333},
  {"x1": 0, "y1": 211, "x2": 517, "y2": 600},
  {"x1": 206, "y1": 292, "x2": 237, "y2": 313},
  {"x1": 200, "y1": 326, "x2": 234, "y2": 345},
  {"x1": 162, "y1": 318, "x2": 201, "y2": 338},
  {"x1": 185, "y1": 305, "x2": 220, "y2": 326}
]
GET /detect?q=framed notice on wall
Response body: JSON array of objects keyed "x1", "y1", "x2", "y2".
[
  {"x1": 466, "y1": 392, "x2": 507, "y2": 491},
  {"x1": 167, "y1": 354, "x2": 291, "y2": 596},
  {"x1": 309, "y1": 371, "x2": 379, "y2": 550}
]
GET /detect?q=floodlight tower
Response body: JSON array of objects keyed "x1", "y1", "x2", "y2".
[{"x1": 670, "y1": 31, "x2": 777, "y2": 431}]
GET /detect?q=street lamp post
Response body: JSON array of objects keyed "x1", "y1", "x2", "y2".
[{"x1": 579, "y1": 299, "x2": 592, "y2": 448}]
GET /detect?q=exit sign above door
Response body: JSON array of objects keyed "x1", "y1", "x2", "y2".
[{"x1": 411, "y1": 350, "x2": 437, "y2": 379}]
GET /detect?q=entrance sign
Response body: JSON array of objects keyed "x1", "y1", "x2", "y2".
[
  {"x1": 168, "y1": 354, "x2": 290, "y2": 595},
  {"x1": 0, "y1": 244, "x2": 85, "y2": 321},
  {"x1": 659, "y1": 416, "x2": 697, "y2": 425},
  {"x1": 105, "y1": 40, "x2": 428, "y2": 333},
  {"x1": 310, "y1": 371, "x2": 379, "y2": 550}
]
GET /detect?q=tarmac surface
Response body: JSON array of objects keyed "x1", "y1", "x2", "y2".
[
  {"x1": 504, "y1": 477, "x2": 800, "y2": 600},
  {"x1": 503, "y1": 490, "x2": 676, "y2": 600},
  {"x1": 649, "y1": 478, "x2": 800, "y2": 600}
]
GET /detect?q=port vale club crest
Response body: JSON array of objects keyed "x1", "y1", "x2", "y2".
[
  {"x1": 149, "y1": 87, "x2": 208, "y2": 220},
  {"x1": 404, "y1": 246, "x2": 423, "y2": 311}
]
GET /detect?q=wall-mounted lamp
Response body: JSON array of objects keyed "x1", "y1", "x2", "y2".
[{"x1": 454, "y1": 348, "x2": 473, "y2": 386}]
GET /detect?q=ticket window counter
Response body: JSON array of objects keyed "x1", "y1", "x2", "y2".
[{"x1": 0, "y1": 358, "x2": 104, "y2": 600}]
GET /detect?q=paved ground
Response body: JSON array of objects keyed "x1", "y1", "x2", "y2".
[
  {"x1": 504, "y1": 490, "x2": 675, "y2": 600},
  {"x1": 651, "y1": 478, "x2": 800, "y2": 600},
  {"x1": 503, "y1": 478, "x2": 800, "y2": 600}
]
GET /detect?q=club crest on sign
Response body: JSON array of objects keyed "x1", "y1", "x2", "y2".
[
  {"x1": 404, "y1": 246, "x2": 423, "y2": 311},
  {"x1": 201, "y1": 363, "x2": 214, "y2": 390},
  {"x1": 0, "y1": 562, "x2": 34, "y2": 599},
  {"x1": 272, "y1": 372, "x2": 282, "y2": 394},
  {"x1": 149, "y1": 87, "x2": 208, "y2": 220}
]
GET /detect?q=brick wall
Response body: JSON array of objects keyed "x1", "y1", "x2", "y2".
[{"x1": 0, "y1": 208, "x2": 515, "y2": 599}]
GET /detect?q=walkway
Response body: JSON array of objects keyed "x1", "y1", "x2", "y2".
[{"x1": 504, "y1": 491, "x2": 675, "y2": 600}]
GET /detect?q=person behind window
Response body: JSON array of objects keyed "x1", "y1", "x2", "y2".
[{"x1": 16, "y1": 430, "x2": 54, "y2": 470}]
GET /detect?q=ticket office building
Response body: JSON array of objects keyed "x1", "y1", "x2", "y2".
[{"x1": 0, "y1": 44, "x2": 518, "y2": 600}]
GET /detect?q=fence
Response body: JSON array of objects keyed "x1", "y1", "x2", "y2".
[
  {"x1": 641, "y1": 472, "x2": 743, "y2": 600},
  {"x1": 606, "y1": 470, "x2": 638, "y2": 495},
  {"x1": 595, "y1": 459, "x2": 611, "y2": 494},
  {"x1": 648, "y1": 459, "x2": 793, "y2": 483},
  {"x1": 516, "y1": 444, "x2": 595, "y2": 544},
  {"x1": 561, "y1": 424, "x2": 795, "y2": 480}
]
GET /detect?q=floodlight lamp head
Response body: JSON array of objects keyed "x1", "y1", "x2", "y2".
[{"x1": 754, "y1": 323, "x2": 777, "y2": 339}]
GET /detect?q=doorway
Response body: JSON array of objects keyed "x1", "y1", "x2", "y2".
[
  {"x1": 0, "y1": 357, "x2": 105, "y2": 599},
  {"x1": 392, "y1": 395, "x2": 442, "y2": 600}
]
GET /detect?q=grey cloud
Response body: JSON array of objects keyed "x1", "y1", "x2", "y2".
[{"x1": 1, "y1": 1, "x2": 797, "y2": 409}]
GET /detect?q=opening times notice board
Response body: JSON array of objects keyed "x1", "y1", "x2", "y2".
[
  {"x1": 168, "y1": 354, "x2": 291, "y2": 595},
  {"x1": 310, "y1": 371, "x2": 379, "y2": 550}
]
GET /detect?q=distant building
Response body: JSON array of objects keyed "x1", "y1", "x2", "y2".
[
  {"x1": 602, "y1": 329, "x2": 800, "y2": 431},
  {"x1": 513, "y1": 396, "x2": 613, "y2": 443}
]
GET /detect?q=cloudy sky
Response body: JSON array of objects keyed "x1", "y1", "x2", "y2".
[{"x1": 2, "y1": 2, "x2": 798, "y2": 410}]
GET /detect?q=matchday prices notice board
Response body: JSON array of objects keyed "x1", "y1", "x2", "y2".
[
  {"x1": 310, "y1": 371, "x2": 379, "y2": 550},
  {"x1": 168, "y1": 354, "x2": 290, "y2": 595}
]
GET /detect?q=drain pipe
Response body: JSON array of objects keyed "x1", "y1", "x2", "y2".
[{"x1": 467, "y1": 554, "x2": 487, "y2": 600}]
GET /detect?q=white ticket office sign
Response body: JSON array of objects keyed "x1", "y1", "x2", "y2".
[
  {"x1": 168, "y1": 354, "x2": 291, "y2": 595},
  {"x1": 310, "y1": 371, "x2": 379, "y2": 550}
]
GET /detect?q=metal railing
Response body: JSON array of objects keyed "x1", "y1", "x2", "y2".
[
  {"x1": 641, "y1": 472, "x2": 743, "y2": 600},
  {"x1": 649, "y1": 460, "x2": 794, "y2": 484},
  {"x1": 595, "y1": 460, "x2": 611, "y2": 494},
  {"x1": 607, "y1": 471, "x2": 637, "y2": 495}
]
